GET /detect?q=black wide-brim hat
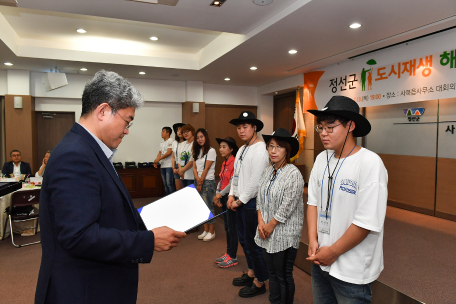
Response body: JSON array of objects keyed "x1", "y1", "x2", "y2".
[
  {"x1": 262, "y1": 128, "x2": 300, "y2": 158},
  {"x1": 172, "y1": 123, "x2": 186, "y2": 134},
  {"x1": 308, "y1": 96, "x2": 371, "y2": 137},
  {"x1": 229, "y1": 111, "x2": 264, "y2": 132},
  {"x1": 216, "y1": 137, "x2": 239, "y2": 156}
]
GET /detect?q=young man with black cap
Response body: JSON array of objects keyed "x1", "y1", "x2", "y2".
[
  {"x1": 227, "y1": 111, "x2": 270, "y2": 298},
  {"x1": 306, "y1": 96, "x2": 388, "y2": 304}
]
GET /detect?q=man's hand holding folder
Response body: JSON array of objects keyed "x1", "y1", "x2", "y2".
[{"x1": 152, "y1": 227, "x2": 186, "y2": 251}]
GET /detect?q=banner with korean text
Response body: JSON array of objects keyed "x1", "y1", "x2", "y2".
[{"x1": 308, "y1": 29, "x2": 456, "y2": 109}]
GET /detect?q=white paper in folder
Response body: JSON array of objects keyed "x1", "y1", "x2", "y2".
[{"x1": 137, "y1": 185, "x2": 214, "y2": 232}]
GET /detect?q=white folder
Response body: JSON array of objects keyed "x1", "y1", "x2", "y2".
[{"x1": 137, "y1": 185, "x2": 220, "y2": 233}]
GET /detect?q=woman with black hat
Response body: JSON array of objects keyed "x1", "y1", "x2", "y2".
[
  {"x1": 172, "y1": 123, "x2": 185, "y2": 191},
  {"x1": 255, "y1": 128, "x2": 305, "y2": 304},
  {"x1": 213, "y1": 137, "x2": 239, "y2": 268}
]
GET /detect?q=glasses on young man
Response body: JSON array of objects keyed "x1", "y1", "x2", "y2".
[
  {"x1": 267, "y1": 144, "x2": 284, "y2": 152},
  {"x1": 314, "y1": 123, "x2": 342, "y2": 134},
  {"x1": 116, "y1": 112, "x2": 133, "y2": 130}
]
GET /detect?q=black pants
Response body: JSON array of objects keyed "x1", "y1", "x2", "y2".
[
  {"x1": 220, "y1": 194, "x2": 238, "y2": 258},
  {"x1": 262, "y1": 247, "x2": 298, "y2": 304}
]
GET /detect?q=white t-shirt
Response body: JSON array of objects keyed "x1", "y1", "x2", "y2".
[
  {"x1": 159, "y1": 138, "x2": 174, "y2": 168},
  {"x1": 228, "y1": 141, "x2": 269, "y2": 204},
  {"x1": 171, "y1": 141, "x2": 180, "y2": 167},
  {"x1": 177, "y1": 140, "x2": 194, "y2": 180},
  {"x1": 195, "y1": 147, "x2": 216, "y2": 180},
  {"x1": 307, "y1": 147, "x2": 388, "y2": 285}
]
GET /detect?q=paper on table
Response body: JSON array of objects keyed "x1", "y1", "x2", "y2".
[{"x1": 137, "y1": 185, "x2": 214, "y2": 232}]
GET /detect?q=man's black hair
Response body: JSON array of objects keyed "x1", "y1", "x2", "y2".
[
  {"x1": 316, "y1": 113, "x2": 350, "y2": 127},
  {"x1": 162, "y1": 127, "x2": 172, "y2": 136},
  {"x1": 10, "y1": 149, "x2": 21, "y2": 156}
]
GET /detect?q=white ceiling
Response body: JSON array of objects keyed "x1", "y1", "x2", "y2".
[{"x1": 1, "y1": 0, "x2": 456, "y2": 88}]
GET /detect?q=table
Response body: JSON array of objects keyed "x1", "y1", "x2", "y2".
[{"x1": 0, "y1": 187, "x2": 40, "y2": 240}]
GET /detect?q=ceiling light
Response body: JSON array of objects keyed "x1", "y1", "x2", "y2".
[
  {"x1": 250, "y1": 67, "x2": 257, "y2": 70},
  {"x1": 254, "y1": 0, "x2": 273, "y2": 6},
  {"x1": 224, "y1": 78, "x2": 230, "y2": 81},
  {"x1": 4, "y1": 62, "x2": 13, "y2": 66},
  {"x1": 139, "y1": 72, "x2": 146, "y2": 75},
  {"x1": 76, "y1": 29, "x2": 87, "y2": 33},
  {"x1": 150, "y1": 36, "x2": 158, "y2": 41},
  {"x1": 80, "y1": 68, "x2": 87, "y2": 71},
  {"x1": 289, "y1": 49, "x2": 297, "y2": 54},
  {"x1": 210, "y1": 0, "x2": 226, "y2": 7},
  {"x1": 349, "y1": 23, "x2": 361, "y2": 29}
]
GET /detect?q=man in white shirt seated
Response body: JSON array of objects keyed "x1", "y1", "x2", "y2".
[
  {"x1": 2, "y1": 149, "x2": 32, "y2": 180},
  {"x1": 36, "y1": 150, "x2": 51, "y2": 178},
  {"x1": 154, "y1": 127, "x2": 175, "y2": 195}
]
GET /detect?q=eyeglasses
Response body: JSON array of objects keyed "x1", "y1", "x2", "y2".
[
  {"x1": 267, "y1": 144, "x2": 284, "y2": 152},
  {"x1": 314, "y1": 123, "x2": 342, "y2": 134},
  {"x1": 116, "y1": 112, "x2": 133, "y2": 129}
]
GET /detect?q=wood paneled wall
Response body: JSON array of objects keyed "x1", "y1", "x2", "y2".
[
  {"x1": 435, "y1": 158, "x2": 456, "y2": 221},
  {"x1": 4, "y1": 95, "x2": 37, "y2": 173},
  {"x1": 182, "y1": 101, "x2": 206, "y2": 129},
  {"x1": 273, "y1": 92, "x2": 295, "y2": 133},
  {"x1": 378, "y1": 154, "x2": 436, "y2": 215},
  {"x1": 205, "y1": 104, "x2": 257, "y2": 176}
]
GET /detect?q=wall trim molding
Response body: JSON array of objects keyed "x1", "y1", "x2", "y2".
[{"x1": 387, "y1": 199, "x2": 434, "y2": 216}]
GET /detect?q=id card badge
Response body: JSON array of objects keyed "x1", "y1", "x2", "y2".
[
  {"x1": 318, "y1": 210, "x2": 331, "y2": 234},
  {"x1": 232, "y1": 174, "x2": 239, "y2": 186},
  {"x1": 180, "y1": 159, "x2": 186, "y2": 166}
]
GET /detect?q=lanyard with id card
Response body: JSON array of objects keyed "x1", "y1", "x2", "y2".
[
  {"x1": 232, "y1": 146, "x2": 247, "y2": 193},
  {"x1": 232, "y1": 137, "x2": 257, "y2": 195},
  {"x1": 319, "y1": 143, "x2": 357, "y2": 235}
]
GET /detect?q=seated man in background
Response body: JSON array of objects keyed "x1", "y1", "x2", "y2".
[
  {"x1": 2, "y1": 149, "x2": 32, "y2": 179},
  {"x1": 35, "y1": 150, "x2": 51, "y2": 177}
]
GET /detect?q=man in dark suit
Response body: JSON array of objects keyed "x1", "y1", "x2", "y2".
[
  {"x1": 2, "y1": 149, "x2": 32, "y2": 179},
  {"x1": 35, "y1": 70, "x2": 186, "y2": 304}
]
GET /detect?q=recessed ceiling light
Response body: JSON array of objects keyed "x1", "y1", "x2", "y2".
[
  {"x1": 275, "y1": 92, "x2": 278, "y2": 95},
  {"x1": 224, "y1": 78, "x2": 230, "y2": 81},
  {"x1": 250, "y1": 67, "x2": 257, "y2": 70},
  {"x1": 289, "y1": 49, "x2": 297, "y2": 54},
  {"x1": 4, "y1": 62, "x2": 13, "y2": 66},
  {"x1": 77, "y1": 29, "x2": 87, "y2": 33},
  {"x1": 80, "y1": 68, "x2": 87, "y2": 71},
  {"x1": 210, "y1": 0, "x2": 226, "y2": 6},
  {"x1": 349, "y1": 23, "x2": 361, "y2": 29},
  {"x1": 139, "y1": 72, "x2": 146, "y2": 75},
  {"x1": 150, "y1": 36, "x2": 158, "y2": 41}
]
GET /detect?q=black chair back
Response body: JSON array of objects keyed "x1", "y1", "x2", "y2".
[{"x1": 11, "y1": 189, "x2": 41, "y2": 208}]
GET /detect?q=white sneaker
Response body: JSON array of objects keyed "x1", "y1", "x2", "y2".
[
  {"x1": 203, "y1": 232, "x2": 216, "y2": 242},
  {"x1": 198, "y1": 231, "x2": 208, "y2": 240}
]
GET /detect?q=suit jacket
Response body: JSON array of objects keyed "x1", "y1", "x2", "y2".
[
  {"x1": 35, "y1": 123, "x2": 155, "y2": 304},
  {"x1": 2, "y1": 161, "x2": 32, "y2": 178}
]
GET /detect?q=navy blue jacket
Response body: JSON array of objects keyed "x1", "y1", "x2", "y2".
[
  {"x1": 35, "y1": 123, "x2": 155, "y2": 304},
  {"x1": 2, "y1": 161, "x2": 32, "y2": 178}
]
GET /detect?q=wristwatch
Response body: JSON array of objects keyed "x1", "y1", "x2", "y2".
[{"x1": 236, "y1": 199, "x2": 242, "y2": 206}]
